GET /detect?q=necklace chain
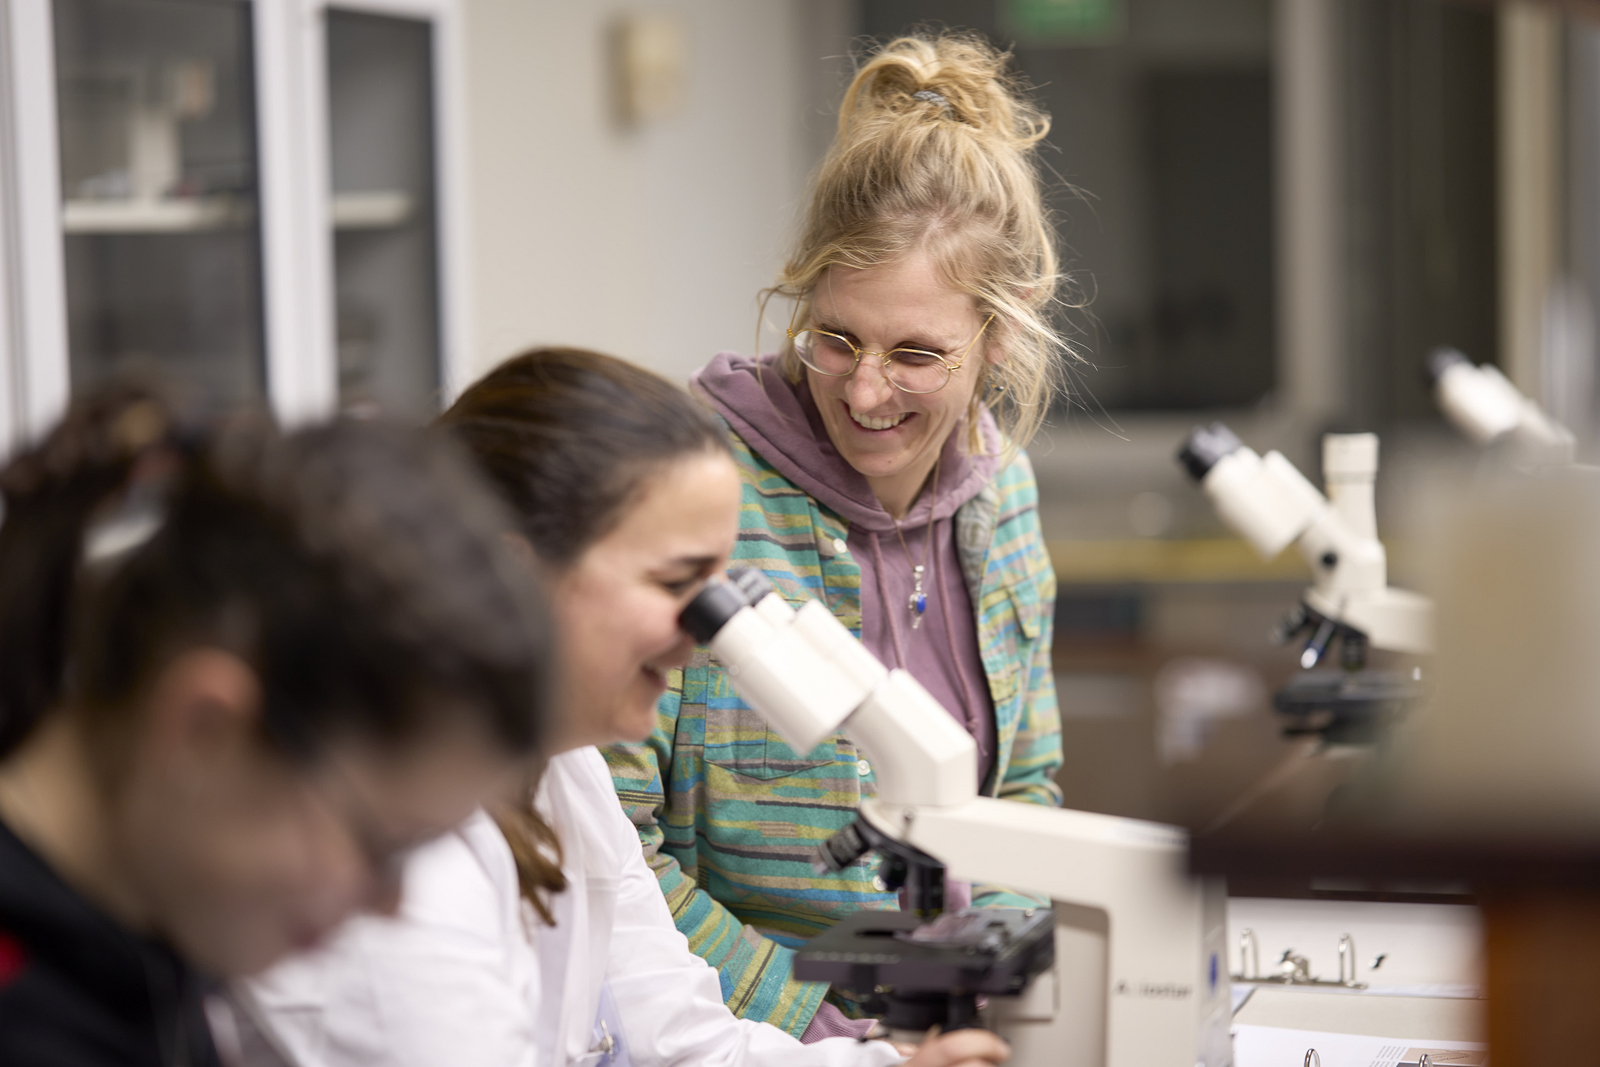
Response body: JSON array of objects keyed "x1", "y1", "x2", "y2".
[{"x1": 890, "y1": 451, "x2": 941, "y2": 631}]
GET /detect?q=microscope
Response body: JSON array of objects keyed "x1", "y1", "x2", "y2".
[
  {"x1": 1177, "y1": 424, "x2": 1432, "y2": 742},
  {"x1": 681, "y1": 570, "x2": 1231, "y2": 1067},
  {"x1": 1427, "y1": 347, "x2": 1574, "y2": 464}
]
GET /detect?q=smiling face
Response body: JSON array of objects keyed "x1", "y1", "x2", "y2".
[
  {"x1": 551, "y1": 450, "x2": 740, "y2": 748},
  {"x1": 805, "y1": 248, "x2": 991, "y2": 519}
]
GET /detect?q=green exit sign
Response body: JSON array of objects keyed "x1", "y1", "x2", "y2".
[{"x1": 1003, "y1": 0, "x2": 1126, "y2": 45}]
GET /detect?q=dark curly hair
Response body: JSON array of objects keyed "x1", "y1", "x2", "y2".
[{"x1": 0, "y1": 382, "x2": 552, "y2": 766}]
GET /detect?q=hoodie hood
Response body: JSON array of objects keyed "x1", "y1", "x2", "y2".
[{"x1": 691, "y1": 351, "x2": 998, "y2": 532}]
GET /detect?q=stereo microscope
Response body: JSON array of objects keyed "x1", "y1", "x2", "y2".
[
  {"x1": 1178, "y1": 425, "x2": 1432, "y2": 742},
  {"x1": 680, "y1": 571, "x2": 1231, "y2": 1067}
]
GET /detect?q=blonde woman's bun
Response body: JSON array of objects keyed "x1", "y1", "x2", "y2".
[{"x1": 836, "y1": 33, "x2": 1049, "y2": 154}]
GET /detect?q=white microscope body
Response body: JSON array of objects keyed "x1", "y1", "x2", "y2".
[
  {"x1": 1428, "y1": 346, "x2": 1575, "y2": 464},
  {"x1": 684, "y1": 576, "x2": 1231, "y2": 1067},
  {"x1": 1179, "y1": 424, "x2": 1432, "y2": 665}
]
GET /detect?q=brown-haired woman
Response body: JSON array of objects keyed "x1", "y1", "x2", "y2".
[
  {"x1": 0, "y1": 384, "x2": 552, "y2": 1065},
  {"x1": 248, "y1": 348, "x2": 1009, "y2": 1067},
  {"x1": 604, "y1": 32, "x2": 1066, "y2": 1039}
]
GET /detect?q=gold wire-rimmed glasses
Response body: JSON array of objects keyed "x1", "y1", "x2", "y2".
[{"x1": 787, "y1": 306, "x2": 995, "y2": 395}]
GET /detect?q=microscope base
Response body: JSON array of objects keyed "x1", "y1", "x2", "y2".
[{"x1": 879, "y1": 798, "x2": 1233, "y2": 1067}]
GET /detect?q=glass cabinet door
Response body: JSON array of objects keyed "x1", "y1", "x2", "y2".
[
  {"x1": 326, "y1": 9, "x2": 441, "y2": 419},
  {"x1": 53, "y1": 0, "x2": 265, "y2": 408}
]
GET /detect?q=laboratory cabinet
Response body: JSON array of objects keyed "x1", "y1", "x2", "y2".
[{"x1": 0, "y1": 0, "x2": 470, "y2": 455}]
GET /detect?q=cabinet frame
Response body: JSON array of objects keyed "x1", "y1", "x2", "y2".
[{"x1": 0, "y1": 0, "x2": 469, "y2": 452}]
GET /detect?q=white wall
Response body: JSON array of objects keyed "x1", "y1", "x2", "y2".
[{"x1": 459, "y1": 0, "x2": 855, "y2": 388}]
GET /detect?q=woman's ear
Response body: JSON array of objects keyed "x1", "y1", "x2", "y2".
[
  {"x1": 142, "y1": 649, "x2": 262, "y2": 768},
  {"x1": 982, "y1": 307, "x2": 1019, "y2": 367}
]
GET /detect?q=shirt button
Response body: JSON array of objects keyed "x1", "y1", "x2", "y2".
[
  {"x1": 857, "y1": 759, "x2": 871, "y2": 776},
  {"x1": 832, "y1": 537, "x2": 847, "y2": 555}
]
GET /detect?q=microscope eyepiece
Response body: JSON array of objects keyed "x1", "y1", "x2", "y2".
[
  {"x1": 679, "y1": 582, "x2": 748, "y2": 644},
  {"x1": 1425, "y1": 346, "x2": 1468, "y2": 386},
  {"x1": 727, "y1": 566, "x2": 775, "y2": 606},
  {"x1": 1177, "y1": 422, "x2": 1244, "y2": 482},
  {"x1": 678, "y1": 566, "x2": 779, "y2": 643}
]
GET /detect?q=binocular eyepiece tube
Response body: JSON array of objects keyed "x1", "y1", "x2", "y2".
[{"x1": 679, "y1": 567, "x2": 777, "y2": 644}]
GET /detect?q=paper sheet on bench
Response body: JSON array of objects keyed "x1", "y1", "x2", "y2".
[{"x1": 1233, "y1": 1024, "x2": 1487, "y2": 1066}]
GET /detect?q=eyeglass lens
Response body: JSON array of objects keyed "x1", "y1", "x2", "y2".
[{"x1": 792, "y1": 330, "x2": 952, "y2": 394}]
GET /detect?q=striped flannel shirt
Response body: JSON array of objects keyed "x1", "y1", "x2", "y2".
[{"x1": 603, "y1": 426, "x2": 1062, "y2": 1038}]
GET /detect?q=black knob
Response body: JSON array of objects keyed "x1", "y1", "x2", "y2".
[{"x1": 814, "y1": 820, "x2": 871, "y2": 874}]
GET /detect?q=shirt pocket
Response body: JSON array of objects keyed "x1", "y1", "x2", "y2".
[
  {"x1": 1005, "y1": 574, "x2": 1046, "y2": 641},
  {"x1": 703, "y1": 700, "x2": 835, "y2": 780},
  {"x1": 982, "y1": 573, "x2": 1049, "y2": 719},
  {"x1": 577, "y1": 981, "x2": 631, "y2": 1067}
]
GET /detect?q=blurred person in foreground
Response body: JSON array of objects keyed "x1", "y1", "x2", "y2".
[
  {"x1": 0, "y1": 384, "x2": 552, "y2": 1066},
  {"x1": 247, "y1": 348, "x2": 1009, "y2": 1067},
  {"x1": 604, "y1": 32, "x2": 1067, "y2": 1039}
]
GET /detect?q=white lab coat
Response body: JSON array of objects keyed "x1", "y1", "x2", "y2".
[{"x1": 248, "y1": 747, "x2": 903, "y2": 1067}]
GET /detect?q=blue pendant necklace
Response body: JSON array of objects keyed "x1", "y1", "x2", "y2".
[{"x1": 890, "y1": 452, "x2": 941, "y2": 632}]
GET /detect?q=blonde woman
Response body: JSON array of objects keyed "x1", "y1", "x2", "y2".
[{"x1": 605, "y1": 33, "x2": 1066, "y2": 1041}]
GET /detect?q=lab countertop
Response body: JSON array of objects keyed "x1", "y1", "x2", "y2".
[{"x1": 1234, "y1": 986, "x2": 1485, "y2": 1042}]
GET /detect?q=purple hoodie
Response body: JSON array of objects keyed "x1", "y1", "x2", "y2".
[{"x1": 690, "y1": 351, "x2": 998, "y2": 781}]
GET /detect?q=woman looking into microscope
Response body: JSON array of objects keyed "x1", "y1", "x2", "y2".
[{"x1": 604, "y1": 31, "x2": 1067, "y2": 1040}]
